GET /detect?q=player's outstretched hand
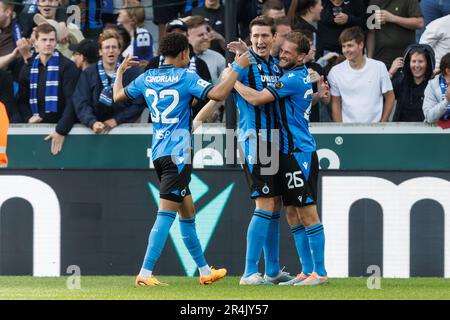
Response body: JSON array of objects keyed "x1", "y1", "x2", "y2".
[
  {"x1": 118, "y1": 54, "x2": 139, "y2": 74},
  {"x1": 227, "y1": 38, "x2": 248, "y2": 55},
  {"x1": 235, "y1": 51, "x2": 256, "y2": 69}
]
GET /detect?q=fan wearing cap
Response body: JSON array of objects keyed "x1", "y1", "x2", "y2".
[
  {"x1": 423, "y1": 52, "x2": 450, "y2": 129},
  {"x1": 118, "y1": 0, "x2": 153, "y2": 66},
  {"x1": 16, "y1": 23, "x2": 81, "y2": 155},
  {"x1": 73, "y1": 31, "x2": 145, "y2": 134},
  {"x1": 70, "y1": 38, "x2": 98, "y2": 70}
]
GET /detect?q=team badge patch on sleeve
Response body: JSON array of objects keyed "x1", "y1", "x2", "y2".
[{"x1": 275, "y1": 81, "x2": 284, "y2": 89}]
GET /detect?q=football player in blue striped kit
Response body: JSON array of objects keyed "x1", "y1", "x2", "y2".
[
  {"x1": 233, "y1": 31, "x2": 329, "y2": 286},
  {"x1": 230, "y1": 16, "x2": 294, "y2": 285}
]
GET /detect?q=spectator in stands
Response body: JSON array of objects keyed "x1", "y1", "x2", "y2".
[
  {"x1": 0, "y1": 0, "x2": 16, "y2": 58},
  {"x1": 316, "y1": 0, "x2": 366, "y2": 57},
  {"x1": 73, "y1": 31, "x2": 144, "y2": 134},
  {"x1": 292, "y1": 0, "x2": 322, "y2": 38},
  {"x1": 416, "y1": 0, "x2": 450, "y2": 41},
  {"x1": 19, "y1": 0, "x2": 68, "y2": 39},
  {"x1": 192, "y1": 0, "x2": 226, "y2": 55},
  {"x1": 118, "y1": 0, "x2": 153, "y2": 66},
  {"x1": 271, "y1": 16, "x2": 292, "y2": 58},
  {"x1": 328, "y1": 26, "x2": 395, "y2": 123},
  {"x1": 423, "y1": 52, "x2": 450, "y2": 128},
  {"x1": 389, "y1": 44, "x2": 435, "y2": 122},
  {"x1": 17, "y1": 23, "x2": 80, "y2": 155},
  {"x1": 236, "y1": 0, "x2": 264, "y2": 40},
  {"x1": 70, "y1": 38, "x2": 98, "y2": 70},
  {"x1": 367, "y1": 0, "x2": 424, "y2": 69},
  {"x1": 300, "y1": 29, "x2": 331, "y2": 122},
  {"x1": 420, "y1": 14, "x2": 450, "y2": 69},
  {"x1": 0, "y1": 69, "x2": 21, "y2": 122},
  {"x1": 65, "y1": 0, "x2": 103, "y2": 40},
  {"x1": 153, "y1": 0, "x2": 185, "y2": 39},
  {"x1": 262, "y1": 0, "x2": 286, "y2": 19},
  {"x1": 186, "y1": 15, "x2": 225, "y2": 85},
  {"x1": 104, "y1": 23, "x2": 131, "y2": 55}
]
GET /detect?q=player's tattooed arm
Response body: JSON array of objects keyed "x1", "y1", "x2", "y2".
[
  {"x1": 113, "y1": 55, "x2": 139, "y2": 103},
  {"x1": 234, "y1": 81, "x2": 275, "y2": 106}
]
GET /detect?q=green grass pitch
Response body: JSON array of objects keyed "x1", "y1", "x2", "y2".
[{"x1": 0, "y1": 276, "x2": 449, "y2": 300}]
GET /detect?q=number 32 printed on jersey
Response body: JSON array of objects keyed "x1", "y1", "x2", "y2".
[{"x1": 145, "y1": 89, "x2": 179, "y2": 124}]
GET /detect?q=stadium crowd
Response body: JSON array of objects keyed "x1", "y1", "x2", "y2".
[{"x1": 0, "y1": 0, "x2": 449, "y2": 154}]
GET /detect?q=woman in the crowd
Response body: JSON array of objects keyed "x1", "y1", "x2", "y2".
[{"x1": 389, "y1": 44, "x2": 435, "y2": 122}]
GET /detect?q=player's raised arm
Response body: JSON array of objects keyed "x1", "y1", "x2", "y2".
[
  {"x1": 193, "y1": 99, "x2": 222, "y2": 132},
  {"x1": 206, "y1": 51, "x2": 255, "y2": 101},
  {"x1": 113, "y1": 55, "x2": 140, "y2": 103}
]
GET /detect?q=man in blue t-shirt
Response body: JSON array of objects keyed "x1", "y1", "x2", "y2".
[
  {"x1": 113, "y1": 32, "x2": 253, "y2": 286},
  {"x1": 234, "y1": 31, "x2": 329, "y2": 286}
]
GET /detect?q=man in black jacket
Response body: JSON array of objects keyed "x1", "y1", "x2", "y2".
[
  {"x1": 17, "y1": 23, "x2": 80, "y2": 155},
  {"x1": 73, "y1": 31, "x2": 144, "y2": 133}
]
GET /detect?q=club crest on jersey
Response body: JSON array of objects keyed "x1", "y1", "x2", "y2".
[
  {"x1": 273, "y1": 64, "x2": 280, "y2": 73},
  {"x1": 275, "y1": 81, "x2": 284, "y2": 89}
]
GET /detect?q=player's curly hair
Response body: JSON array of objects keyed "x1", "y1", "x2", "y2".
[
  {"x1": 159, "y1": 32, "x2": 189, "y2": 58},
  {"x1": 285, "y1": 31, "x2": 310, "y2": 54}
]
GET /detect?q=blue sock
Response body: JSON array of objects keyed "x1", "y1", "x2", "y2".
[
  {"x1": 291, "y1": 224, "x2": 313, "y2": 275},
  {"x1": 142, "y1": 210, "x2": 176, "y2": 272},
  {"x1": 244, "y1": 209, "x2": 272, "y2": 277},
  {"x1": 305, "y1": 223, "x2": 327, "y2": 276},
  {"x1": 263, "y1": 212, "x2": 280, "y2": 277},
  {"x1": 179, "y1": 217, "x2": 208, "y2": 268}
]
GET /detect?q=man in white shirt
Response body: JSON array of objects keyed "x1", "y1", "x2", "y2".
[
  {"x1": 420, "y1": 14, "x2": 450, "y2": 69},
  {"x1": 328, "y1": 26, "x2": 395, "y2": 123}
]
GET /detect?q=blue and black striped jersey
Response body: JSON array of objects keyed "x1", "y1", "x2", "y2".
[{"x1": 233, "y1": 50, "x2": 281, "y2": 143}]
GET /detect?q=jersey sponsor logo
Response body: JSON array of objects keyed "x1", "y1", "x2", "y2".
[
  {"x1": 197, "y1": 78, "x2": 210, "y2": 88},
  {"x1": 155, "y1": 129, "x2": 171, "y2": 140},
  {"x1": 260, "y1": 75, "x2": 279, "y2": 84},
  {"x1": 145, "y1": 75, "x2": 179, "y2": 83},
  {"x1": 275, "y1": 81, "x2": 284, "y2": 89}
]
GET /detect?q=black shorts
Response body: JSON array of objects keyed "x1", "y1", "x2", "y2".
[
  {"x1": 239, "y1": 139, "x2": 281, "y2": 199},
  {"x1": 152, "y1": 0, "x2": 184, "y2": 24},
  {"x1": 153, "y1": 156, "x2": 191, "y2": 203},
  {"x1": 280, "y1": 151, "x2": 318, "y2": 207}
]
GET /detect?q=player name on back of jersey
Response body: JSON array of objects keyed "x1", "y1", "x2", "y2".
[{"x1": 145, "y1": 75, "x2": 180, "y2": 83}]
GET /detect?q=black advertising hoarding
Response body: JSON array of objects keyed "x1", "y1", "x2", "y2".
[{"x1": 0, "y1": 170, "x2": 448, "y2": 278}]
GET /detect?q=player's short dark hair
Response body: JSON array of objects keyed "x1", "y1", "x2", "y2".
[
  {"x1": 159, "y1": 32, "x2": 189, "y2": 58},
  {"x1": 297, "y1": 0, "x2": 320, "y2": 16},
  {"x1": 339, "y1": 26, "x2": 365, "y2": 45},
  {"x1": 35, "y1": 23, "x2": 57, "y2": 39},
  {"x1": 274, "y1": 16, "x2": 291, "y2": 28},
  {"x1": 262, "y1": 0, "x2": 285, "y2": 14},
  {"x1": 440, "y1": 53, "x2": 450, "y2": 74},
  {"x1": 285, "y1": 31, "x2": 310, "y2": 54},
  {"x1": 250, "y1": 15, "x2": 276, "y2": 35}
]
